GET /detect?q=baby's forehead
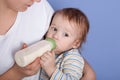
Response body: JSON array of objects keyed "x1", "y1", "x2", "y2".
[{"x1": 52, "y1": 13, "x2": 82, "y2": 34}]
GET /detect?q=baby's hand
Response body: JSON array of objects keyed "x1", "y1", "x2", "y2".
[{"x1": 40, "y1": 51, "x2": 56, "y2": 77}]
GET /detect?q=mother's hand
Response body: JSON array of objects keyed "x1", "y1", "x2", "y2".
[
  {"x1": 13, "y1": 43, "x2": 41, "y2": 77},
  {"x1": 81, "y1": 59, "x2": 96, "y2": 80},
  {"x1": 0, "y1": 43, "x2": 41, "y2": 80},
  {"x1": 13, "y1": 57, "x2": 41, "y2": 77}
]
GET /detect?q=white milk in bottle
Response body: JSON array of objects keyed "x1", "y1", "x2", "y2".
[{"x1": 15, "y1": 38, "x2": 56, "y2": 67}]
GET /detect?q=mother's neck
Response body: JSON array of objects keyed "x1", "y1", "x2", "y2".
[
  {"x1": 0, "y1": 1, "x2": 18, "y2": 35},
  {"x1": 0, "y1": 0, "x2": 18, "y2": 17}
]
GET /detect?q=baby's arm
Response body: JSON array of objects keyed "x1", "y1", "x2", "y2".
[
  {"x1": 50, "y1": 50, "x2": 84, "y2": 80},
  {"x1": 40, "y1": 51, "x2": 56, "y2": 77}
]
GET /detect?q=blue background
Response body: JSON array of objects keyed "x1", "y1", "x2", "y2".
[{"x1": 48, "y1": 0, "x2": 120, "y2": 80}]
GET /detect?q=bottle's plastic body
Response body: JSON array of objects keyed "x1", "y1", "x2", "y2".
[{"x1": 15, "y1": 38, "x2": 56, "y2": 67}]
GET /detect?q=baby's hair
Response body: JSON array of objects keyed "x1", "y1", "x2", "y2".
[{"x1": 51, "y1": 8, "x2": 89, "y2": 48}]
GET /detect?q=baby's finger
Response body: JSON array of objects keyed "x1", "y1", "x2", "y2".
[
  {"x1": 40, "y1": 59, "x2": 46, "y2": 67},
  {"x1": 44, "y1": 51, "x2": 51, "y2": 58},
  {"x1": 51, "y1": 51, "x2": 55, "y2": 57},
  {"x1": 40, "y1": 55, "x2": 48, "y2": 62}
]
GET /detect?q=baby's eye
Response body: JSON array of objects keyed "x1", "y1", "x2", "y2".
[
  {"x1": 50, "y1": 26, "x2": 57, "y2": 32},
  {"x1": 53, "y1": 27, "x2": 57, "y2": 31},
  {"x1": 64, "y1": 33, "x2": 69, "y2": 37}
]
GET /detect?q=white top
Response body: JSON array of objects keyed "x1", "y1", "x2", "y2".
[{"x1": 0, "y1": 0, "x2": 54, "y2": 80}]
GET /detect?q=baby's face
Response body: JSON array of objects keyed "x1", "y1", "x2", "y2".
[{"x1": 46, "y1": 14, "x2": 80, "y2": 54}]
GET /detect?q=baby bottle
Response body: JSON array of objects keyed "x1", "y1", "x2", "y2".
[{"x1": 15, "y1": 38, "x2": 56, "y2": 67}]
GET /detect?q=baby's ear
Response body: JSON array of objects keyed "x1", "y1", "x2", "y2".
[{"x1": 72, "y1": 39, "x2": 81, "y2": 48}]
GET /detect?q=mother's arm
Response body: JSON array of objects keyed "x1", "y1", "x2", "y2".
[
  {"x1": 0, "y1": 44, "x2": 41, "y2": 80},
  {"x1": 0, "y1": 64, "x2": 25, "y2": 80},
  {"x1": 81, "y1": 59, "x2": 96, "y2": 80}
]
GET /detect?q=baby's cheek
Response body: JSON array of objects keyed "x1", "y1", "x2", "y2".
[{"x1": 59, "y1": 44, "x2": 67, "y2": 51}]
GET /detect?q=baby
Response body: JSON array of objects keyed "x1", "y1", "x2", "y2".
[{"x1": 39, "y1": 8, "x2": 89, "y2": 80}]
